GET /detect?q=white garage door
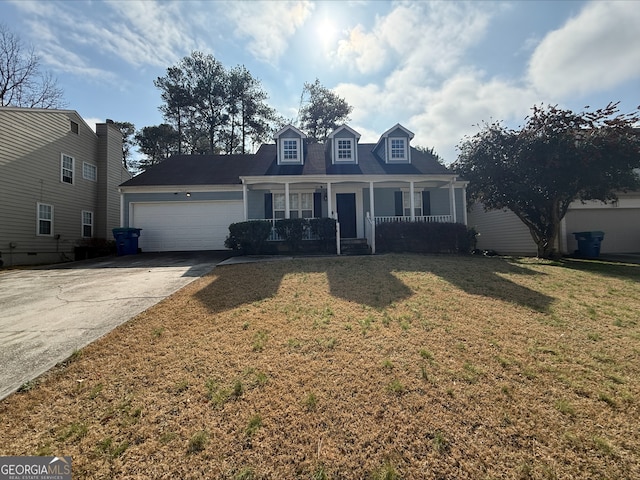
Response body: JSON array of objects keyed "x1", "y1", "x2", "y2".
[{"x1": 131, "y1": 201, "x2": 244, "y2": 251}]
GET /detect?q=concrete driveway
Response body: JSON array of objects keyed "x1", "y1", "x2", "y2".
[{"x1": 0, "y1": 251, "x2": 231, "y2": 400}]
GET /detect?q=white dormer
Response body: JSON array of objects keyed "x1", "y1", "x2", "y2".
[
  {"x1": 373, "y1": 123, "x2": 415, "y2": 164},
  {"x1": 327, "y1": 125, "x2": 361, "y2": 164},
  {"x1": 274, "y1": 124, "x2": 307, "y2": 165}
]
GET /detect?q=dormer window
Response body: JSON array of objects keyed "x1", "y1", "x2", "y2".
[
  {"x1": 282, "y1": 139, "x2": 300, "y2": 162},
  {"x1": 337, "y1": 139, "x2": 354, "y2": 161},
  {"x1": 328, "y1": 125, "x2": 360, "y2": 164},
  {"x1": 274, "y1": 124, "x2": 306, "y2": 165},
  {"x1": 374, "y1": 123, "x2": 414, "y2": 164},
  {"x1": 390, "y1": 138, "x2": 407, "y2": 161}
]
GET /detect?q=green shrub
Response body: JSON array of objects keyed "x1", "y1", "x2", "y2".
[
  {"x1": 274, "y1": 218, "x2": 308, "y2": 252},
  {"x1": 309, "y1": 217, "x2": 336, "y2": 252},
  {"x1": 375, "y1": 222, "x2": 476, "y2": 254},
  {"x1": 225, "y1": 221, "x2": 272, "y2": 254}
]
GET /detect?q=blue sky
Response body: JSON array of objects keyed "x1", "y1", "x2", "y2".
[{"x1": 2, "y1": 0, "x2": 639, "y2": 163}]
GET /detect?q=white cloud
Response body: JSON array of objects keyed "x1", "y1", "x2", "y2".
[
  {"x1": 528, "y1": 1, "x2": 640, "y2": 98},
  {"x1": 225, "y1": 1, "x2": 314, "y2": 65},
  {"x1": 336, "y1": 2, "x2": 493, "y2": 76}
]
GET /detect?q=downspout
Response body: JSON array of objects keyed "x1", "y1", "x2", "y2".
[{"x1": 461, "y1": 182, "x2": 468, "y2": 226}]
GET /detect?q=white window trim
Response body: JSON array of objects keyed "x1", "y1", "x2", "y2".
[
  {"x1": 388, "y1": 137, "x2": 409, "y2": 163},
  {"x1": 37, "y1": 202, "x2": 54, "y2": 236},
  {"x1": 334, "y1": 138, "x2": 356, "y2": 164},
  {"x1": 82, "y1": 210, "x2": 93, "y2": 238},
  {"x1": 401, "y1": 190, "x2": 423, "y2": 217},
  {"x1": 61, "y1": 153, "x2": 74, "y2": 184},
  {"x1": 279, "y1": 138, "x2": 302, "y2": 164},
  {"x1": 273, "y1": 191, "x2": 316, "y2": 219},
  {"x1": 83, "y1": 162, "x2": 97, "y2": 182}
]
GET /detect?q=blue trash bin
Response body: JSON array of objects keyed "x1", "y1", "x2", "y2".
[
  {"x1": 573, "y1": 231, "x2": 604, "y2": 258},
  {"x1": 112, "y1": 228, "x2": 142, "y2": 256}
]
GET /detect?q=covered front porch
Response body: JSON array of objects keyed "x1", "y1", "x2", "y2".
[{"x1": 239, "y1": 175, "x2": 468, "y2": 254}]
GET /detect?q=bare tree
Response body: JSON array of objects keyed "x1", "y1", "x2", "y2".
[{"x1": 0, "y1": 24, "x2": 66, "y2": 108}]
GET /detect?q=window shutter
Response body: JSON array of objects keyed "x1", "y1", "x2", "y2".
[
  {"x1": 422, "y1": 191, "x2": 431, "y2": 216},
  {"x1": 264, "y1": 193, "x2": 273, "y2": 219},
  {"x1": 394, "y1": 191, "x2": 403, "y2": 216},
  {"x1": 313, "y1": 192, "x2": 322, "y2": 218}
]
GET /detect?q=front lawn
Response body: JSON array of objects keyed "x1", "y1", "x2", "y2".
[{"x1": 1, "y1": 254, "x2": 639, "y2": 479}]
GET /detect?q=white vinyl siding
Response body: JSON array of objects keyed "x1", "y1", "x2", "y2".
[
  {"x1": 82, "y1": 210, "x2": 93, "y2": 237},
  {"x1": 61, "y1": 154, "x2": 74, "y2": 184},
  {"x1": 37, "y1": 203, "x2": 53, "y2": 236},
  {"x1": 83, "y1": 162, "x2": 97, "y2": 181}
]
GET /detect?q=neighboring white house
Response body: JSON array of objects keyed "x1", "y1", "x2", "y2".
[
  {"x1": 468, "y1": 192, "x2": 640, "y2": 255},
  {"x1": 118, "y1": 123, "x2": 468, "y2": 253},
  {"x1": 0, "y1": 107, "x2": 131, "y2": 266}
]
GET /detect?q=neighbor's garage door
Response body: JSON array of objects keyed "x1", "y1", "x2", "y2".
[{"x1": 131, "y1": 201, "x2": 244, "y2": 251}]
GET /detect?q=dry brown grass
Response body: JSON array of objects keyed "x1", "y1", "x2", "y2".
[{"x1": 1, "y1": 254, "x2": 639, "y2": 479}]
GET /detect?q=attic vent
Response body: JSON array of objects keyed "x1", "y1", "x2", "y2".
[{"x1": 70, "y1": 120, "x2": 79, "y2": 134}]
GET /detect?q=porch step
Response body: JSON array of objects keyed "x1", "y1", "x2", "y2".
[{"x1": 340, "y1": 238, "x2": 371, "y2": 256}]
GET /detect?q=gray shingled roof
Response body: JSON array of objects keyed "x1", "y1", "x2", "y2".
[{"x1": 120, "y1": 142, "x2": 453, "y2": 187}]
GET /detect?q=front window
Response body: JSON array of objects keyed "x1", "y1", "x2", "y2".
[
  {"x1": 390, "y1": 138, "x2": 407, "y2": 161},
  {"x1": 83, "y1": 162, "x2": 97, "y2": 181},
  {"x1": 82, "y1": 211, "x2": 93, "y2": 237},
  {"x1": 403, "y1": 191, "x2": 422, "y2": 217},
  {"x1": 336, "y1": 139, "x2": 353, "y2": 161},
  {"x1": 61, "y1": 154, "x2": 74, "y2": 184},
  {"x1": 37, "y1": 203, "x2": 53, "y2": 236},
  {"x1": 282, "y1": 139, "x2": 299, "y2": 162},
  {"x1": 273, "y1": 192, "x2": 315, "y2": 219}
]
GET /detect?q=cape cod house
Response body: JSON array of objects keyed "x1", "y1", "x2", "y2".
[
  {"x1": 0, "y1": 107, "x2": 131, "y2": 266},
  {"x1": 118, "y1": 124, "x2": 468, "y2": 253}
]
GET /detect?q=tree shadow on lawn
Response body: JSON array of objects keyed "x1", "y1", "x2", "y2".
[
  {"x1": 195, "y1": 255, "x2": 552, "y2": 315},
  {"x1": 393, "y1": 255, "x2": 554, "y2": 313},
  {"x1": 554, "y1": 257, "x2": 640, "y2": 283}
]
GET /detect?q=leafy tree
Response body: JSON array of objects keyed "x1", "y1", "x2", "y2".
[
  {"x1": 0, "y1": 24, "x2": 65, "y2": 108},
  {"x1": 113, "y1": 121, "x2": 135, "y2": 169},
  {"x1": 298, "y1": 78, "x2": 352, "y2": 143},
  {"x1": 453, "y1": 102, "x2": 640, "y2": 258},
  {"x1": 134, "y1": 124, "x2": 180, "y2": 171},
  {"x1": 154, "y1": 52, "x2": 280, "y2": 156}
]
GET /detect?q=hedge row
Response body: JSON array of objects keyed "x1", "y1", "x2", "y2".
[{"x1": 375, "y1": 222, "x2": 477, "y2": 254}]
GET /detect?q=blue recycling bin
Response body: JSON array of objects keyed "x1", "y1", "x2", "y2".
[
  {"x1": 573, "y1": 231, "x2": 604, "y2": 258},
  {"x1": 112, "y1": 228, "x2": 142, "y2": 256}
]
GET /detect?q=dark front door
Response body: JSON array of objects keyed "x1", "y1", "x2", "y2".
[{"x1": 336, "y1": 193, "x2": 357, "y2": 238}]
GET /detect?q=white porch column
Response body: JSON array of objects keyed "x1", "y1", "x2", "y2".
[
  {"x1": 327, "y1": 182, "x2": 333, "y2": 218},
  {"x1": 242, "y1": 182, "x2": 248, "y2": 221},
  {"x1": 285, "y1": 182, "x2": 290, "y2": 219},
  {"x1": 369, "y1": 181, "x2": 375, "y2": 220},
  {"x1": 409, "y1": 181, "x2": 415, "y2": 221},
  {"x1": 449, "y1": 179, "x2": 457, "y2": 223},
  {"x1": 461, "y1": 184, "x2": 468, "y2": 226}
]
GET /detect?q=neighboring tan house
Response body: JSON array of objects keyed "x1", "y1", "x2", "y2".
[
  {"x1": 468, "y1": 191, "x2": 640, "y2": 255},
  {"x1": 118, "y1": 123, "x2": 468, "y2": 253},
  {"x1": 0, "y1": 107, "x2": 131, "y2": 266}
]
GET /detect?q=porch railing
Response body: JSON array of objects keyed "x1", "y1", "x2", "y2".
[
  {"x1": 249, "y1": 219, "x2": 319, "y2": 241},
  {"x1": 374, "y1": 215, "x2": 453, "y2": 224},
  {"x1": 365, "y1": 212, "x2": 376, "y2": 254}
]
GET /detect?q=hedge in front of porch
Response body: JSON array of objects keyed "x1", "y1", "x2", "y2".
[{"x1": 375, "y1": 222, "x2": 475, "y2": 254}]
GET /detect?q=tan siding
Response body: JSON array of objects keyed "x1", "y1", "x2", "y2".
[
  {"x1": 467, "y1": 203, "x2": 537, "y2": 255},
  {"x1": 565, "y1": 208, "x2": 640, "y2": 253},
  {"x1": 0, "y1": 107, "x2": 112, "y2": 266}
]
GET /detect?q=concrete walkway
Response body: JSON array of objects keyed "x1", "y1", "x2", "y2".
[{"x1": 0, "y1": 252, "x2": 230, "y2": 400}]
